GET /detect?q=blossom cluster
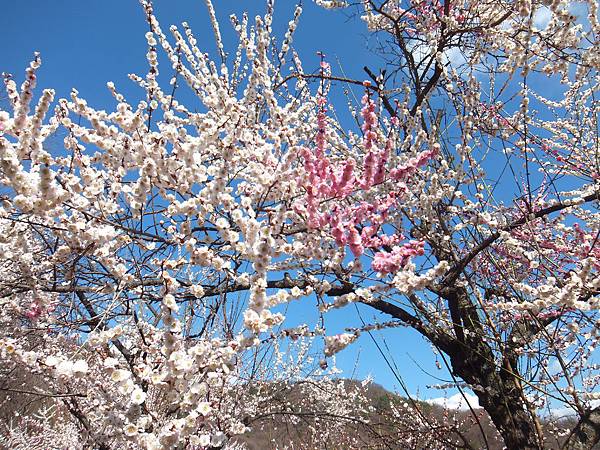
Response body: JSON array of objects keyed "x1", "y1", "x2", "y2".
[{"x1": 1, "y1": 0, "x2": 600, "y2": 447}]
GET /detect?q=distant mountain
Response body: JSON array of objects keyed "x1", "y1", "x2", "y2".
[{"x1": 233, "y1": 379, "x2": 581, "y2": 450}]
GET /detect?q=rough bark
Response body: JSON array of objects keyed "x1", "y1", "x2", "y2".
[
  {"x1": 446, "y1": 331, "x2": 541, "y2": 449},
  {"x1": 369, "y1": 284, "x2": 544, "y2": 448},
  {"x1": 453, "y1": 356, "x2": 541, "y2": 449},
  {"x1": 562, "y1": 407, "x2": 600, "y2": 450}
]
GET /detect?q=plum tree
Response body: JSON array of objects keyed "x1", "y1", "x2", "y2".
[{"x1": 1, "y1": 0, "x2": 599, "y2": 448}]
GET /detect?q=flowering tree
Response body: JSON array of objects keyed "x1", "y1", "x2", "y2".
[
  {"x1": 1, "y1": 0, "x2": 599, "y2": 448},
  {"x1": 309, "y1": 0, "x2": 600, "y2": 448},
  {"x1": 0, "y1": 1, "x2": 463, "y2": 448}
]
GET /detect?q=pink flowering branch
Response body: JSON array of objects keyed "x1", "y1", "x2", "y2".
[{"x1": 297, "y1": 86, "x2": 437, "y2": 269}]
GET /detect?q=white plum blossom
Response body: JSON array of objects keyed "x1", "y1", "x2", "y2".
[
  {"x1": 131, "y1": 387, "x2": 147, "y2": 405},
  {"x1": 1, "y1": 0, "x2": 600, "y2": 448}
]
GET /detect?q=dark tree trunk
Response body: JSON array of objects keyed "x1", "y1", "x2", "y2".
[
  {"x1": 442, "y1": 287, "x2": 542, "y2": 449},
  {"x1": 562, "y1": 407, "x2": 600, "y2": 450},
  {"x1": 448, "y1": 348, "x2": 541, "y2": 449},
  {"x1": 364, "y1": 282, "x2": 600, "y2": 449},
  {"x1": 475, "y1": 382, "x2": 540, "y2": 449}
]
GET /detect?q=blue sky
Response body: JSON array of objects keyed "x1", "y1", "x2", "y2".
[
  {"x1": 1, "y1": 0, "x2": 474, "y2": 400},
  {"x1": 1, "y1": 1, "x2": 377, "y2": 110}
]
